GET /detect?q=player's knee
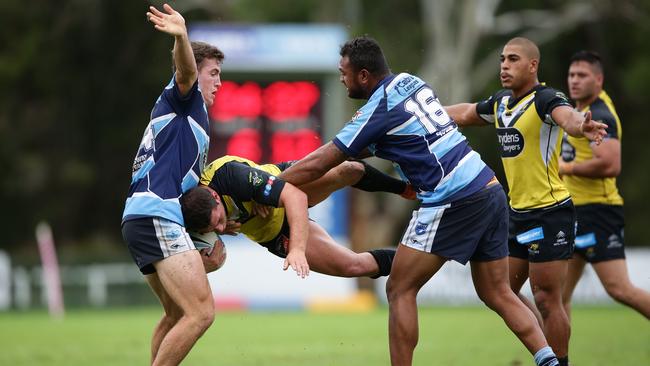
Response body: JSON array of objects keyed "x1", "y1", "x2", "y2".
[
  {"x1": 385, "y1": 278, "x2": 414, "y2": 304},
  {"x1": 603, "y1": 281, "x2": 631, "y2": 303},
  {"x1": 532, "y1": 289, "x2": 560, "y2": 318}
]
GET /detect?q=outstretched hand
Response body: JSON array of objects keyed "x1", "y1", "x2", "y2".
[
  {"x1": 580, "y1": 111, "x2": 608, "y2": 145},
  {"x1": 146, "y1": 3, "x2": 187, "y2": 37},
  {"x1": 283, "y1": 250, "x2": 310, "y2": 279}
]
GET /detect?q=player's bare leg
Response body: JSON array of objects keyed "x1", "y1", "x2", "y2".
[
  {"x1": 510, "y1": 257, "x2": 545, "y2": 328},
  {"x1": 304, "y1": 221, "x2": 385, "y2": 277},
  {"x1": 529, "y1": 260, "x2": 570, "y2": 359},
  {"x1": 145, "y1": 273, "x2": 184, "y2": 362},
  {"x1": 386, "y1": 245, "x2": 446, "y2": 366},
  {"x1": 509, "y1": 256, "x2": 530, "y2": 293},
  {"x1": 150, "y1": 251, "x2": 215, "y2": 366},
  {"x1": 562, "y1": 256, "x2": 587, "y2": 319},
  {"x1": 593, "y1": 259, "x2": 650, "y2": 319},
  {"x1": 471, "y1": 258, "x2": 550, "y2": 355}
]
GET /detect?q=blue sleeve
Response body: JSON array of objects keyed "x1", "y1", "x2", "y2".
[
  {"x1": 158, "y1": 75, "x2": 200, "y2": 114},
  {"x1": 333, "y1": 96, "x2": 389, "y2": 157}
]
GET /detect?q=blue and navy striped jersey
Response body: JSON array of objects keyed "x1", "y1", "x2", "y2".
[
  {"x1": 333, "y1": 73, "x2": 493, "y2": 206},
  {"x1": 122, "y1": 76, "x2": 210, "y2": 225}
]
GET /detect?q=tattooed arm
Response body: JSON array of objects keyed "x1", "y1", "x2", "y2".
[{"x1": 278, "y1": 142, "x2": 348, "y2": 186}]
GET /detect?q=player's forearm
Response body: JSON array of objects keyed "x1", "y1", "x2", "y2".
[
  {"x1": 283, "y1": 196, "x2": 309, "y2": 254},
  {"x1": 563, "y1": 158, "x2": 620, "y2": 178},
  {"x1": 554, "y1": 107, "x2": 584, "y2": 137},
  {"x1": 444, "y1": 103, "x2": 483, "y2": 126},
  {"x1": 173, "y1": 32, "x2": 198, "y2": 90}
]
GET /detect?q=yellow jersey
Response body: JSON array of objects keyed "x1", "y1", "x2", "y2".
[
  {"x1": 200, "y1": 156, "x2": 287, "y2": 243},
  {"x1": 561, "y1": 90, "x2": 623, "y2": 206},
  {"x1": 476, "y1": 85, "x2": 573, "y2": 210}
]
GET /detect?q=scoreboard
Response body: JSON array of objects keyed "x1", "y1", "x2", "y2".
[
  {"x1": 208, "y1": 79, "x2": 323, "y2": 163},
  {"x1": 189, "y1": 24, "x2": 349, "y2": 238}
]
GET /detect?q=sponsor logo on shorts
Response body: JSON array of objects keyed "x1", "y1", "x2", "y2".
[
  {"x1": 166, "y1": 228, "x2": 182, "y2": 240},
  {"x1": 170, "y1": 242, "x2": 184, "y2": 250},
  {"x1": 575, "y1": 233, "x2": 596, "y2": 249},
  {"x1": 607, "y1": 234, "x2": 623, "y2": 249},
  {"x1": 516, "y1": 227, "x2": 544, "y2": 245},
  {"x1": 553, "y1": 230, "x2": 568, "y2": 246},
  {"x1": 528, "y1": 243, "x2": 540, "y2": 255},
  {"x1": 415, "y1": 222, "x2": 429, "y2": 236}
]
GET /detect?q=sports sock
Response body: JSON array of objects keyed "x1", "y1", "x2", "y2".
[
  {"x1": 367, "y1": 248, "x2": 396, "y2": 278},
  {"x1": 557, "y1": 356, "x2": 569, "y2": 366},
  {"x1": 534, "y1": 346, "x2": 559, "y2": 366},
  {"x1": 351, "y1": 160, "x2": 406, "y2": 195}
]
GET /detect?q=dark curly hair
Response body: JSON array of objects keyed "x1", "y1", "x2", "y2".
[{"x1": 339, "y1": 36, "x2": 390, "y2": 77}]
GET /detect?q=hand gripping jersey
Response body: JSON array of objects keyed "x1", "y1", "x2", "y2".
[
  {"x1": 561, "y1": 90, "x2": 623, "y2": 206},
  {"x1": 200, "y1": 156, "x2": 287, "y2": 243},
  {"x1": 122, "y1": 77, "x2": 210, "y2": 225},
  {"x1": 333, "y1": 73, "x2": 494, "y2": 207},
  {"x1": 476, "y1": 85, "x2": 573, "y2": 210}
]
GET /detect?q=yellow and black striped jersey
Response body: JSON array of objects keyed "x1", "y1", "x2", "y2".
[
  {"x1": 561, "y1": 90, "x2": 623, "y2": 206},
  {"x1": 200, "y1": 156, "x2": 287, "y2": 243},
  {"x1": 476, "y1": 85, "x2": 573, "y2": 210}
]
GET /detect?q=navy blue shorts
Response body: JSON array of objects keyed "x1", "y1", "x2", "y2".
[
  {"x1": 121, "y1": 217, "x2": 196, "y2": 275},
  {"x1": 508, "y1": 199, "x2": 576, "y2": 263},
  {"x1": 574, "y1": 204, "x2": 625, "y2": 263},
  {"x1": 401, "y1": 183, "x2": 509, "y2": 264}
]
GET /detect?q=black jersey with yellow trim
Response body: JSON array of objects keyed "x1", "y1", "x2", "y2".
[
  {"x1": 561, "y1": 90, "x2": 623, "y2": 206},
  {"x1": 476, "y1": 84, "x2": 572, "y2": 210},
  {"x1": 199, "y1": 155, "x2": 287, "y2": 243}
]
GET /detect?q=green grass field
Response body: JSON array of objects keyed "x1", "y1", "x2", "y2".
[{"x1": 1, "y1": 306, "x2": 648, "y2": 365}]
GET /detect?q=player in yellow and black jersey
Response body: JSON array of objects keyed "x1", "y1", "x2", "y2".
[
  {"x1": 445, "y1": 37, "x2": 607, "y2": 365},
  {"x1": 180, "y1": 155, "x2": 415, "y2": 278},
  {"x1": 560, "y1": 51, "x2": 650, "y2": 320}
]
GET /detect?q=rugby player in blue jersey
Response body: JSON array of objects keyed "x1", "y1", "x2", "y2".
[
  {"x1": 120, "y1": 4, "x2": 225, "y2": 365},
  {"x1": 278, "y1": 36, "x2": 560, "y2": 366}
]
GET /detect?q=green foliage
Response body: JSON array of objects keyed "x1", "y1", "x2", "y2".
[{"x1": 0, "y1": 306, "x2": 648, "y2": 365}]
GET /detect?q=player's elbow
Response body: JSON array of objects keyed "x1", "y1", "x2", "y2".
[{"x1": 602, "y1": 164, "x2": 621, "y2": 177}]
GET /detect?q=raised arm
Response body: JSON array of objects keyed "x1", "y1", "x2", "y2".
[
  {"x1": 445, "y1": 103, "x2": 490, "y2": 127},
  {"x1": 551, "y1": 107, "x2": 607, "y2": 144},
  {"x1": 278, "y1": 142, "x2": 349, "y2": 186},
  {"x1": 146, "y1": 4, "x2": 197, "y2": 97},
  {"x1": 277, "y1": 183, "x2": 310, "y2": 278}
]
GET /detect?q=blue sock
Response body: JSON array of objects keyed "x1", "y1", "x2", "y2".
[{"x1": 534, "y1": 346, "x2": 559, "y2": 366}]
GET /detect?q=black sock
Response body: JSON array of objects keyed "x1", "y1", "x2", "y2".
[
  {"x1": 558, "y1": 356, "x2": 568, "y2": 366},
  {"x1": 367, "y1": 248, "x2": 396, "y2": 278},
  {"x1": 351, "y1": 160, "x2": 406, "y2": 195}
]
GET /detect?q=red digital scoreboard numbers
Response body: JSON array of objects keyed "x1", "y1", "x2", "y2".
[{"x1": 208, "y1": 80, "x2": 323, "y2": 163}]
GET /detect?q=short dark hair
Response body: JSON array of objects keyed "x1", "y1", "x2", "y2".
[
  {"x1": 340, "y1": 36, "x2": 390, "y2": 77},
  {"x1": 570, "y1": 50, "x2": 603, "y2": 74},
  {"x1": 172, "y1": 41, "x2": 225, "y2": 72},
  {"x1": 180, "y1": 186, "x2": 216, "y2": 232}
]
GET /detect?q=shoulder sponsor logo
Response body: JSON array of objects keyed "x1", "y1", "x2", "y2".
[
  {"x1": 263, "y1": 176, "x2": 277, "y2": 196},
  {"x1": 516, "y1": 226, "x2": 544, "y2": 245},
  {"x1": 496, "y1": 127, "x2": 525, "y2": 157},
  {"x1": 395, "y1": 75, "x2": 420, "y2": 96}
]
